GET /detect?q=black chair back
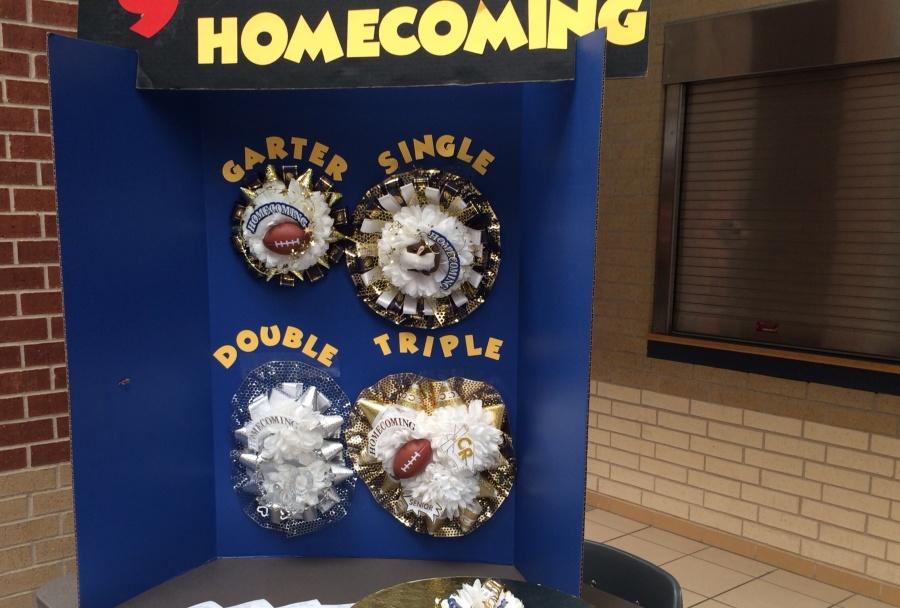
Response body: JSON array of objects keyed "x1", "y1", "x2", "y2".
[{"x1": 582, "y1": 540, "x2": 683, "y2": 608}]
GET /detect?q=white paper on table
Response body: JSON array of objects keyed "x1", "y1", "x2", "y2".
[
  {"x1": 279, "y1": 602, "x2": 321, "y2": 608},
  {"x1": 229, "y1": 602, "x2": 275, "y2": 608},
  {"x1": 188, "y1": 603, "x2": 223, "y2": 608}
]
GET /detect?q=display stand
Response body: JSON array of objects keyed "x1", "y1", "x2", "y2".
[{"x1": 49, "y1": 31, "x2": 604, "y2": 608}]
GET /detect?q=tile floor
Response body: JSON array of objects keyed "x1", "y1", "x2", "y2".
[{"x1": 585, "y1": 507, "x2": 895, "y2": 608}]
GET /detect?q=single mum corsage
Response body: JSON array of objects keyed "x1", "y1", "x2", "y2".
[
  {"x1": 347, "y1": 374, "x2": 515, "y2": 537},
  {"x1": 440, "y1": 580, "x2": 524, "y2": 608},
  {"x1": 232, "y1": 361, "x2": 355, "y2": 536},
  {"x1": 346, "y1": 169, "x2": 500, "y2": 328},
  {"x1": 233, "y1": 165, "x2": 348, "y2": 286}
]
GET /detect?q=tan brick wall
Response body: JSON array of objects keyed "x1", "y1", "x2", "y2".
[
  {"x1": 593, "y1": 0, "x2": 900, "y2": 438},
  {"x1": 588, "y1": 381, "x2": 900, "y2": 590},
  {"x1": 0, "y1": 0, "x2": 78, "y2": 605}
]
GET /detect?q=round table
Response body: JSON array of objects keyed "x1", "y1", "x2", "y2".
[{"x1": 356, "y1": 577, "x2": 590, "y2": 607}]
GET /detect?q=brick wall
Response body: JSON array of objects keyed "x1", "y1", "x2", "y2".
[
  {"x1": 0, "y1": 0, "x2": 77, "y2": 606},
  {"x1": 587, "y1": 381, "x2": 900, "y2": 602}
]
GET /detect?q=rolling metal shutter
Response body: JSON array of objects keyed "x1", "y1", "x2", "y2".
[{"x1": 672, "y1": 61, "x2": 900, "y2": 360}]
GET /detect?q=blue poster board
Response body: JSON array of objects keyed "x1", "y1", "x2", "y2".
[{"x1": 49, "y1": 32, "x2": 604, "y2": 608}]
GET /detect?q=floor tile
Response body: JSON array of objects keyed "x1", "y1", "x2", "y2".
[
  {"x1": 607, "y1": 534, "x2": 684, "y2": 565},
  {"x1": 584, "y1": 508, "x2": 647, "y2": 533},
  {"x1": 694, "y1": 601, "x2": 731, "y2": 608},
  {"x1": 662, "y1": 556, "x2": 753, "y2": 598},
  {"x1": 584, "y1": 519, "x2": 626, "y2": 543},
  {"x1": 692, "y1": 547, "x2": 775, "y2": 577},
  {"x1": 762, "y1": 569, "x2": 853, "y2": 604},
  {"x1": 840, "y1": 596, "x2": 897, "y2": 608},
  {"x1": 631, "y1": 526, "x2": 707, "y2": 554},
  {"x1": 682, "y1": 589, "x2": 707, "y2": 607},
  {"x1": 716, "y1": 580, "x2": 829, "y2": 608}
]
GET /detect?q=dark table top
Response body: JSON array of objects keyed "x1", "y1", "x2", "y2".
[{"x1": 117, "y1": 558, "x2": 635, "y2": 608}]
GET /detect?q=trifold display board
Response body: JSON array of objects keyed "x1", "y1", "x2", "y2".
[{"x1": 49, "y1": 32, "x2": 604, "y2": 608}]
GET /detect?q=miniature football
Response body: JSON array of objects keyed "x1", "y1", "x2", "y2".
[
  {"x1": 263, "y1": 221, "x2": 310, "y2": 255},
  {"x1": 393, "y1": 438, "x2": 433, "y2": 479}
]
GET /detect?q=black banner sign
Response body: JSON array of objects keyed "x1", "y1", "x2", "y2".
[{"x1": 78, "y1": 0, "x2": 650, "y2": 89}]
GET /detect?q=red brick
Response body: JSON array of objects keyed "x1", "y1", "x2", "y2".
[
  {"x1": 14, "y1": 188, "x2": 55, "y2": 212},
  {"x1": 1, "y1": 24, "x2": 61, "y2": 53},
  {"x1": 0, "y1": 162, "x2": 37, "y2": 185},
  {"x1": 49, "y1": 316, "x2": 63, "y2": 340},
  {"x1": 0, "y1": 267, "x2": 44, "y2": 291},
  {"x1": 0, "y1": 418, "x2": 53, "y2": 446},
  {"x1": 0, "y1": 107, "x2": 35, "y2": 132},
  {"x1": 21, "y1": 291, "x2": 60, "y2": 315},
  {"x1": 27, "y1": 392, "x2": 66, "y2": 416},
  {"x1": 0, "y1": 318, "x2": 46, "y2": 342},
  {"x1": 0, "y1": 51, "x2": 29, "y2": 77},
  {"x1": 0, "y1": 294, "x2": 16, "y2": 317},
  {"x1": 0, "y1": 345, "x2": 19, "y2": 369},
  {"x1": 23, "y1": 341, "x2": 64, "y2": 366},
  {"x1": 30, "y1": 439, "x2": 69, "y2": 465},
  {"x1": 0, "y1": 0, "x2": 26, "y2": 20},
  {"x1": 6, "y1": 80, "x2": 49, "y2": 106},
  {"x1": 34, "y1": 55, "x2": 48, "y2": 80},
  {"x1": 10, "y1": 135, "x2": 51, "y2": 160},
  {"x1": 0, "y1": 447, "x2": 26, "y2": 471},
  {"x1": 55, "y1": 415, "x2": 68, "y2": 438},
  {"x1": 0, "y1": 214, "x2": 40, "y2": 238},
  {"x1": 16, "y1": 240, "x2": 57, "y2": 264},
  {"x1": 40, "y1": 162, "x2": 54, "y2": 186},
  {"x1": 52, "y1": 366, "x2": 65, "y2": 389},
  {"x1": 46, "y1": 265, "x2": 59, "y2": 289},
  {"x1": 0, "y1": 397, "x2": 23, "y2": 421},
  {"x1": 43, "y1": 214, "x2": 56, "y2": 238},
  {"x1": 32, "y1": 1, "x2": 76, "y2": 28},
  {"x1": 0, "y1": 369, "x2": 49, "y2": 395},
  {"x1": 0, "y1": 242, "x2": 13, "y2": 265},
  {"x1": 0, "y1": 189, "x2": 10, "y2": 212},
  {"x1": 37, "y1": 109, "x2": 50, "y2": 134}
]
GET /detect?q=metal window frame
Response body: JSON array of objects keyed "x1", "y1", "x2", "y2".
[{"x1": 651, "y1": 0, "x2": 900, "y2": 341}]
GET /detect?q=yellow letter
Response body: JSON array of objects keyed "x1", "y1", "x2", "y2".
[
  {"x1": 419, "y1": 1, "x2": 469, "y2": 56},
  {"x1": 472, "y1": 149, "x2": 495, "y2": 175},
  {"x1": 465, "y1": 334, "x2": 482, "y2": 356},
  {"x1": 412, "y1": 135, "x2": 435, "y2": 160},
  {"x1": 284, "y1": 13, "x2": 345, "y2": 63},
  {"x1": 266, "y1": 136, "x2": 288, "y2": 160},
  {"x1": 436, "y1": 135, "x2": 456, "y2": 157},
  {"x1": 347, "y1": 9, "x2": 381, "y2": 58},
  {"x1": 547, "y1": 0, "x2": 597, "y2": 49},
  {"x1": 282, "y1": 326, "x2": 303, "y2": 348},
  {"x1": 222, "y1": 160, "x2": 244, "y2": 183},
  {"x1": 198, "y1": 17, "x2": 238, "y2": 64},
  {"x1": 245, "y1": 146, "x2": 266, "y2": 171},
  {"x1": 378, "y1": 150, "x2": 400, "y2": 175},
  {"x1": 423, "y1": 335, "x2": 434, "y2": 357},
  {"x1": 373, "y1": 333, "x2": 392, "y2": 355},
  {"x1": 260, "y1": 325, "x2": 281, "y2": 346},
  {"x1": 598, "y1": 0, "x2": 647, "y2": 45},
  {"x1": 528, "y1": 0, "x2": 548, "y2": 48},
  {"x1": 309, "y1": 142, "x2": 329, "y2": 167},
  {"x1": 399, "y1": 332, "x2": 419, "y2": 354},
  {"x1": 324, "y1": 154, "x2": 348, "y2": 181},
  {"x1": 236, "y1": 329, "x2": 259, "y2": 353},
  {"x1": 241, "y1": 12, "x2": 289, "y2": 66},
  {"x1": 485, "y1": 337, "x2": 503, "y2": 360},
  {"x1": 302, "y1": 334, "x2": 319, "y2": 358},
  {"x1": 380, "y1": 6, "x2": 421, "y2": 56},
  {"x1": 317, "y1": 344, "x2": 338, "y2": 367},
  {"x1": 291, "y1": 137, "x2": 308, "y2": 159},
  {"x1": 463, "y1": 1, "x2": 528, "y2": 54},
  {"x1": 439, "y1": 334, "x2": 459, "y2": 357},
  {"x1": 213, "y1": 345, "x2": 237, "y2": 369}
]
